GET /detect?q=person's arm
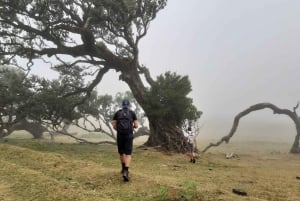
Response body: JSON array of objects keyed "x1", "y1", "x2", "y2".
[
  {"x1": 132, "y1": 111, "x2": 139, "y2": 129},
  {"x1": 112, "y1": 120, "x2": 117, "y2": 130},
  {"x1": 133, "y1": 120, "x2": 139, "y2": 129},
  {"x1": 112, "y1": 111, "x2": 118, "y2": 130}
]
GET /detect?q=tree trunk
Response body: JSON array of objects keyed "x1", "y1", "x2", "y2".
[
  {"x1": 290, "y1": 133, "x2": 300, "y2": 153},
  {"x1": 4, "y1": 119, "x2": 46, "y2": 139},
  {"x1": 144, "y1": 117, "x2": 186, "y2": 152},
  {"x1": 290, "y1": 119, "x2": 300, "y2": 153},
  {"x1": 121, "y1": 67, "x2": 187, "y2": 152}
]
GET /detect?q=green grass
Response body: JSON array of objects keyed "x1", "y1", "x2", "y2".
[{"x1": 0, "y1": 137, "x2": 300, "y2": 201}]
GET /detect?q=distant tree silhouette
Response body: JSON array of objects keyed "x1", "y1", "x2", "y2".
[{"x1": 202, "y1": 102, "x2": 300, "y2": 154}]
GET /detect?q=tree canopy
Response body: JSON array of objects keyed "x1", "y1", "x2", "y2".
[{"x1": 145, "y1": 71, "x2": 202, "y2": 125}]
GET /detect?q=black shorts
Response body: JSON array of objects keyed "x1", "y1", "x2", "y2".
[{"x1": 117, "y1": 134, "x2": 133, "y2": 155}]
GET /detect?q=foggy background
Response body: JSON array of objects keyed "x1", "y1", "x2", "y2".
[{"x1": 30, "y1": 1, "x2": 300, "y2": 143}]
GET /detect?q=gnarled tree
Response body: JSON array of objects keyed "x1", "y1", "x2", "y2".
[
  {"x1": 0, "y1": 0, "x2": 202, "y2": 151},
  {"x1": 202, "y1": 103, "x2": 300, "y2": 153},
  {"x1": 0, "y1": 65, "x2": 33, "y2": 135},
  {"x1": 3, "y1": 118, "x2": 48, "y2": 139}
]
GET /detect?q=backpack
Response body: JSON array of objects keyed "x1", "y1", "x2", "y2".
[{"x1": 117, "y1": 109, "x2": 133, "y2": 135}]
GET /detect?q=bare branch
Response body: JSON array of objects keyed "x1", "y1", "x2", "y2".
[
  {"x1": 134, "y1": 126, "x2": 150, "y2": 139},
  {"x1": 293, "y1": 101, "x2": 299, "y2": 114},
  {"x1": 138, "y1": 64, "x2": 155, "y2": 86},
  {"x1": 55, "y1": 129, "x2": 116, "y2": 145}
]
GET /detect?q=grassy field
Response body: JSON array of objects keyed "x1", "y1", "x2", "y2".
[{"x1": 0, "y1": 134, "x2": 300, "y2": 201}]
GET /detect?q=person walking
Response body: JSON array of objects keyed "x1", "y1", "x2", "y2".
[
  {"x1": 184, "y1": 126, "x2": 196, "y2": 163},
  {"x1": 112, "y1": 99, "x2": 139, "y2": 182}
]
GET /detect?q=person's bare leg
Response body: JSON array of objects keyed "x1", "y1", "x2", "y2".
[
  {"x1": 189, "y1": 152, "x2": 193, "y2": 162},
  {"x1": 123, "y1": 155, "x2": 131, "y2": 181},
  {"x1": 124, "y1": 155, "x2": 131, "y2": 167},
  {"x1": 192, "y1": 150, "x2": 196, "y2": 163},
  {"x1": 120, "y1": 154, "x2": 126, "y2": 173}
]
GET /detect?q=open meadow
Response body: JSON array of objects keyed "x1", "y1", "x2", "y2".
[{"x1": 0, "y1": 133, "x2": 300, "y2": 201}]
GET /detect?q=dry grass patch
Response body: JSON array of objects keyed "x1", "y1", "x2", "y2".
[
  {"x1": 0, "y1": 139, "x2": 300, "y2": 200},
  {"x1": 0, "y1": 182, "x2": 16, "y2": 201}
]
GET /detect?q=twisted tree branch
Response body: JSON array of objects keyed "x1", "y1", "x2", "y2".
[{"x1": 202, "y1": 102, "x2": 300, "y2": 153}]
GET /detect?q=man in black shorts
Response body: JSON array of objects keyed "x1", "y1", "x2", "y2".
[{"x1": 112, "y1": 99, "x2": 139, "y2": 181}]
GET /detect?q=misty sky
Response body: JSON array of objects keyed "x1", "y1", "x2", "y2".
[
  {"x1": 139, "y1": 0, "x2": 300, "y2": 142},
  {"x1": 31, "y1": 1, "x2": 300, "y2": 143}
]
